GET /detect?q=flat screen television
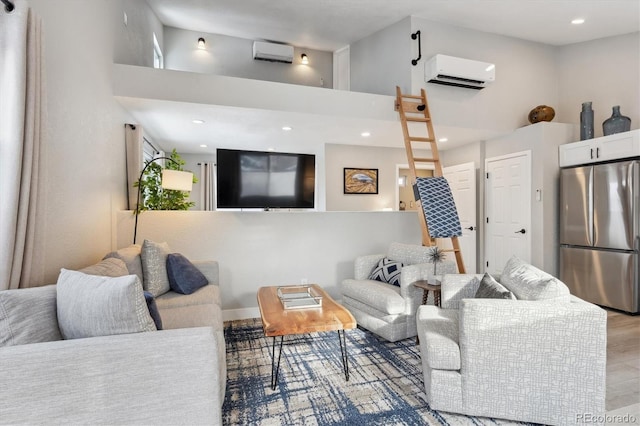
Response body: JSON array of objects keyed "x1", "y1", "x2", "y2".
[{"x1": 216, "y1": 149, "x2": 315, "y2": 209}]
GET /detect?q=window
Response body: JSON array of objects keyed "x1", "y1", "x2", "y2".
[{"x1": 153, "y1": 33, "x2": 163, "y2": 69}]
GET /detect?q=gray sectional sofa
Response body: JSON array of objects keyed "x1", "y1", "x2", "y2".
[{"x1": 0, "y1": 243, "x2": 225, "y2": 425}]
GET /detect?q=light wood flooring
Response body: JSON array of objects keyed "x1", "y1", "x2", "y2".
[{"x1": 606, "y1": 310, "x2": 640, "y2": 420}]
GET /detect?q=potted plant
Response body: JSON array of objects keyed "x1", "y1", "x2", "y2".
[
  {"x1": 427, "y1": 246, "x2": 446, "y2": 283},
  {"x1": 134, "y1": 149, "x2": 196, "y2": 213}
]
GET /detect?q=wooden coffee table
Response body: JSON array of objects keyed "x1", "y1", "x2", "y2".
[{"x1": 257, "y1": 284, "x2": 356, "y2": 390}]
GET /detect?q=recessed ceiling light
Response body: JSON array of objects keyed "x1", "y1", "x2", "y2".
[
  {"x1": 439, "y1": 137, "x2": 448, "y2": 143},
  {"x1": 267, "y1": 147, "x2": 275, "y2": 151},
  {"x1": 282, "y1": 126, "x2": 292, "y2": 131},
  {"x1": 192, "y1": 119, "x2": 205, "y2": 124},
  {"x1": 200, "y1": 144, "x2": 207, "y2": 148},
  {"x1": 361, "y1": 132, "x2": 371, "y2": 137},
  {"x1": 571, "y1": 18, "x2": 585, "y2": 25}
]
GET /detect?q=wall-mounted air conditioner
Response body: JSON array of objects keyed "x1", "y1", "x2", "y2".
[
  {"x1": 252, "y1": 41, "x2": 294, "y2": 64},
  {"x1": 425, "y1": 54, "x2": 495, "y2": 90}
]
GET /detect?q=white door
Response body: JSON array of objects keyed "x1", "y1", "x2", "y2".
[
  {"x1": 333, "y1": 46, "x2": 350, "y2": 90},
  {"x1": 485, "y1": 151, "x2": 531, "y2": 275},
  {"x1": 443, "y1": 162, "x2": 477, "y2": 273}
]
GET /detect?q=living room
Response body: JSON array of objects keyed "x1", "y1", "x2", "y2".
[{"x1": 1, "y1": 0, "x2": 638, "y2": 424}]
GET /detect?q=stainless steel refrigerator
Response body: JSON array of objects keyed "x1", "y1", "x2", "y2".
[{"x1": 559, "y1": 160, "x2": 639, "y2": 313}]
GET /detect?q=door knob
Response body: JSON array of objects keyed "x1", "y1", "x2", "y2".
[
  {"x1": 514, "y1": 228, "x2": 526, "y2": 234},
  {"x1": 465, "y1": 226, "x2": 475, "y2": 231}
]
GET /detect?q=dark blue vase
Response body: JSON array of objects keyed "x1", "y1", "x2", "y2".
[
  {"x1": 580, "y1": 102, "x2": 594, "y2": 140},
  {"x1": 603, "y1": 106, "x2": 631, "y2": 136}
]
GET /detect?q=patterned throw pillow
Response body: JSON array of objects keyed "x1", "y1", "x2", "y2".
[
  {"x1": 140, "y1": 240, "x2": 171, "y2": 297},
  {"x1": 475, "y1": 273, "x2": 515, "y2": 299},
  {"x1": 368, "y1": 257, "x2": 404, "y2": 287}
]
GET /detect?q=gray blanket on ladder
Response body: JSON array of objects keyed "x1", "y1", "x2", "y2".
[{"x1": 414, "y1": 177, "x2": 462, "y2": 238}]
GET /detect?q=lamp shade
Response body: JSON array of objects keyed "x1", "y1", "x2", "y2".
[{"x1": 161, "y1": 169, "x2": 193, "y2": 191}]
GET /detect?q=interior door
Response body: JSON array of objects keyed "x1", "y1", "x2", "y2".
[
  {"x1": 485, "y1": 151, "x2": 531, "y2": 275},
  {"x1": 443, "y1": 162, "x2": 477, "y2": 273}
]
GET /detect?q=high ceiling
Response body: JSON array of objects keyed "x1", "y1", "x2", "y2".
[
  {"x1": 147, "y1": 0, "x2": 640, "y2": 50},
  {"x1": 132, "y1": 1, "x2": 639, "y2": 154}
]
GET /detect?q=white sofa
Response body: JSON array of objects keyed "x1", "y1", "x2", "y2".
[
  {"x1": 0, "y1": 247, "x2": 225, "y2": 425},
  {"x1": 416, "y1": 256, "x2": 607, "y2": 425}
]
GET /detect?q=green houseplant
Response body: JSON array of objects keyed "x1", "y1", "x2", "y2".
[{"x1": 134, "y1": 149, "x2": 197, "y2": 213}]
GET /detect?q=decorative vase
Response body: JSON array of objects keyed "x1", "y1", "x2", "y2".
[
  {"x1": 603, "y1": 105, "x2": 631, "y2": 136},
  {"x1": 580, "y1": 102, "x2": 594, "y2": 140}
]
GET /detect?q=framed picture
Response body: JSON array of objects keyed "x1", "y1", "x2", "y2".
[{"x1": 343, "y1": 168, "x2": 379, "y2": 194}]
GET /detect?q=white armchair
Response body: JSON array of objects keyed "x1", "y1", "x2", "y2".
[
  {"x1": 339, "y1": 242, "x2": 457, "y2": 342},
  {"x1": 417, "y1": 259, "x2": 607, "y2": 425}
]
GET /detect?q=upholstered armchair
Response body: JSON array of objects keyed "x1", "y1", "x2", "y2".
[
  {"x1": 416, "y1": 257, "x2": 607, "y2": 425},
  {"x1": 339, "y1": 242, "x2": 457, "y2": 342}
]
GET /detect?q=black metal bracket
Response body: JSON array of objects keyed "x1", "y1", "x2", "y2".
[
  {"x1": 1, "y1": 0, "x2": 14, "y2": 13},
  {"x1": 411, "y1": 30, "x2": 421, "y2": 66}
]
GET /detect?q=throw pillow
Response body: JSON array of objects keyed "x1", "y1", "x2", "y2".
[
  {"x1": 143, "y1": 291, "x2": 163, "y2": 330},
  {"x1": 103, "y1": 244, "x2": 143, "y2": 282},
  {"x1": 475, "y1": 273, "x2": 515, "y2": 300},
  {"x1": 56, "y1": 269, "x2": 157, "y2": 340},
  {"x1": 368, "y1": 257, "x2": 404, "y2": 287},
  {"x1": 166, "y1": 253, "x2": 209, "y2": 295},
  {"x1": 501, "y1": 256, "x2": 570, "y2": 301},
  {"x1": 0, "y1": 285, "x2": 62, "y2": 347},
  {"x1": 140, "y1": 240, "x2": 171, "y2": 297},
  {"x1": 79, "y1": 257, "x2": 129, "y2": 277}
]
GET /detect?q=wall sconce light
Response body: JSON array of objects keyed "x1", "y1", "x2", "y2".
[
  {"x1": 197, "y1": 37, "x2": 206, "y2": 49},
  {"x1": 301, "y1": 53, "x2": 309, "y2": 64}
]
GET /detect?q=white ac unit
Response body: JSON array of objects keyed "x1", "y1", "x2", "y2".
[
  {"x1": 252, "y1": 41, "x2": 294, "y2": 64},
  {"x1": 425, "y1": 54, "x2": 495, "y2": 90}
]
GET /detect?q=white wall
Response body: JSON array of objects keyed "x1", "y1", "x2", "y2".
[
  {"x1": 113, "y1": 0, "x2": 163, "y2": 68},
  {"x1": 556, "y1": 32, "x2": 640, "y2": 138},
  {"x1": 116, "y1": 210, "x2": 423, "y2": 318},
  {"x1": 324, "y1": 144, "x2": 429, "y2": 211},
  {"x1": 163, "y1": 27, "x2": 333, "y2": 89},
  {"x1": 350, "y1": 17, "x2": 412, "y2": 96},
  {"x1": 28, "y1": 0, "x2": 132, "y2": 284},
  {"x1": 410, "y1": 18, "x2": 559, "y2": 134}
]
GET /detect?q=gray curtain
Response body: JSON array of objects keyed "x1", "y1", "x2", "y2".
[
  {"x1": 199, "y1": 162, "x2": 215, "y2": 210},
  {"x1": 0, "y1": 3, "x2": 46, "y2": 290},
  {"x1": 125, "y1": 123, "x2": 143, "y2": 210}
]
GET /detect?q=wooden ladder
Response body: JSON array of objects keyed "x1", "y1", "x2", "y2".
[{"x1": 394, "y1": 86, "x2": 466, "y2": 273}]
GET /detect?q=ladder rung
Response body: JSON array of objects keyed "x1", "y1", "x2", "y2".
[
  {"x1": 402, "y1": 94, "x2": 423, "y2": 99},
  {"x1": 405, "y1": 117, "x2": 430, "y2": 122},
  {"x1": 440, "y1": 248, "x2": 461, "y2": 253},
  {"x1": 409, "y1": 137, "x2": 435, "y2": 142},
  {"x1": 414, "y1": 157, "x2": 438, "y2": 163}
]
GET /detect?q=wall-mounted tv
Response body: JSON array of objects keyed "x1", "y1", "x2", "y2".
[{"x1": 216, "y1": 149, "x2": 315, "y2": 209}]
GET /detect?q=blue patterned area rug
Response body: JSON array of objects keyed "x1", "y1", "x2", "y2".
[{"x1": 222, "y1": 318, "x2": 529, "y2": 425}]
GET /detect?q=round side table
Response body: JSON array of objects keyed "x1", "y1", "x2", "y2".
[{"x1": 413, "y1": 279, "x2": 441, "y2": 307}]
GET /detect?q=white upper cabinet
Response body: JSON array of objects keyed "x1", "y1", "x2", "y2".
[{"x1": 559, "y1": 130, "x2": 640, "y2": 167}]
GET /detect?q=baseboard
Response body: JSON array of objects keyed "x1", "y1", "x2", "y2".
[{"x1": 223, "y1": 307, "x2": 260, "y2": 322}]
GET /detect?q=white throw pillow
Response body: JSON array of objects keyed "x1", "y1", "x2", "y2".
[
  {"x1": 56, "y1": 269, "x2": 156, "y2": 340},
  {"x1": 500, "y1": 256, "x2": 570, "y2": 302}
]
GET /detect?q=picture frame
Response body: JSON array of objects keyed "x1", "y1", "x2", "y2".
[{"x1": 343, "y1": 168, "x2": 379, "y2": 194}]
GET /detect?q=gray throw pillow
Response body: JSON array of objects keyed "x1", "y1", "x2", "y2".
[
  {"x1": 79, "y1": 257, "x2": 129, "y2": 277},
  {"x1": 0, "y1": 285, "x2": 62, "y2": 347},
  {"x1": 475, "y1": 273, "x2": 516, "y2": 300},
  {"x1": 103, "y1": 244, "x2": 143, "y2": 282},
  {"x1": 140, "y1": 240, "x2": 171, "y2": 297},
  {"x1": 56, "y1": 269, "x2": 156, "y2": 340}
]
